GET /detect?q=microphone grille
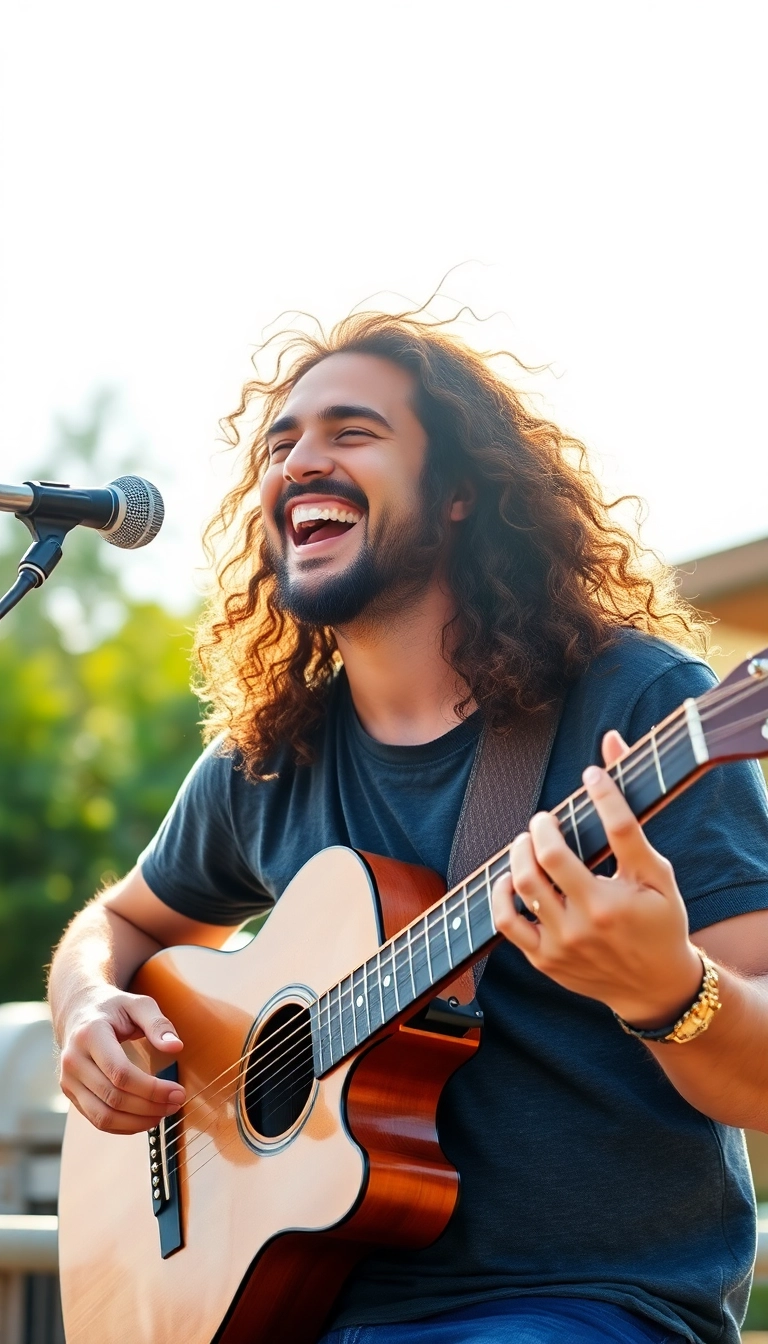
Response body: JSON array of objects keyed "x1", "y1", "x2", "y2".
[{"x1": 102, "y1": 476, "x2": 165, "y2": 549}]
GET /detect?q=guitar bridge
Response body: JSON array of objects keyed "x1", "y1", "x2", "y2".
[{"x1": 147, "y1": 1062, "x2": 183, "y2": 1258}]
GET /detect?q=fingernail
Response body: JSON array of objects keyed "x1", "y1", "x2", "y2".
[
  {"x1": 168, "y1": 1089, "x2": 185, "y2": 1105},
  {"x1": 583, "y1": 766, "x2": 602, "y2": 786},
  {"x1": 161, "y1": 1032, "x2": 181, "y2": 1043}
]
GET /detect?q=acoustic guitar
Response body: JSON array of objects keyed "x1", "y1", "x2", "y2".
[{"x1": 58, "y1": 649, "x2": 768, "y2": 1343}]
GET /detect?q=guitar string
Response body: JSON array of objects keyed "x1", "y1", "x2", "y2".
[
  {"x1": 175, "y1": 700, "x2": 768, "y2": 1185},
  {"x1": 177, "y1": 691, "x2": 768, "y2": 1176},
  {"x1": 161, "y1": 676, "x2": 768, "y2": 1162},
  {"x1": 162, "y1": 668, "x2": 761, "y2": 1138},
  {"x1": 162, "y1": 676, "x2": 768, "y2": 1158},
  {"x1": 162, "y1": 698, "x2": 698, "y2": 1142}
]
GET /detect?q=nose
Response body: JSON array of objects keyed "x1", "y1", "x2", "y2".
[{"x1": 282, "y1": 431, "x2": 335, "y2": 484}]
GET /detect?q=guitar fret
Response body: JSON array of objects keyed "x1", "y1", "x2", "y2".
[
  {"x1": 335, "y1": 982, "x2": 345, "y2": 1055},
  {"x1": 406, "y1": 925, "x2": 416, "y2": 999},
  {"x1": 394, "y1": 933, "x2": 411, "y2": 1009},
  {"x1": 568, "y1": 794, "x2": 584, "y2": 860},
  {"x1": 376, "y1": 949, "x2": 385, "y2": 1023},
  {"x1": 614, "y1": 758, "x2": 625, "y2": 794},
  {"x1": 412, "y1": 916, "x2": 431, "y2": 996},
  {"x1": 392, "y1": 946, "x2": 401, "y2": 1010},
  {"x1": 352, "y1": 966, "x2": 368, "y2": 1044},
  {"x1": 350, "y1": 976, "x2": 359, "y2": 1046},
  {"x1": 485, "y1": 870, "x2": 496, "y2": 931},
  {"x1": 442, "y1": 901, "x2": 454, "y2": 969},
  {"x1": 362, "y1": 961, "x2": 371, "y2": 1034},
  {"x1": 651, "y1": 729, "x2": 667, "y2": 795},
  {"x1": 462, "y1": 886, "x2": 474, "y2": 953},
  {"x1": 380, "y1": 943, "x2": 398, "y2": 1021}
]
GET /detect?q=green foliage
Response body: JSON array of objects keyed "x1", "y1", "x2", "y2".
[
  {"x1": 0, "y1": 396, "x2": 201, "y2": 1000},
  {"x1": 744, "y1": 1281, "x2": 768, "y2": 1330}
]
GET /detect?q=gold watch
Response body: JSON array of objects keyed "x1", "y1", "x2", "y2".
[{"x1": 614, "y1": 948, "x2": 721, "y2": 1044}]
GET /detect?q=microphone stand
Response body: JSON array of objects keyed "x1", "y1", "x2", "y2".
[{"x1": 0, "y1": 516, "x2": 75, "y2": 621}]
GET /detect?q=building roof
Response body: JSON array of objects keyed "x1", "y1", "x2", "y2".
[{"x1": 676, "y1": 533, "x2": 768, "y2": 602}]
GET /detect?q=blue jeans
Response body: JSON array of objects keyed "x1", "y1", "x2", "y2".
[{"x1": 319, "y1": 1296, "x2": 684, "y2": 1344}]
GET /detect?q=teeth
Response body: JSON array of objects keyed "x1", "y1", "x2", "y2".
[{"x1": 291, "y1": 504, "x2": 362, "y2": 528}]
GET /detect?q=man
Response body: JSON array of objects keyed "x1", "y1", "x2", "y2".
[{"x1": 49, "y1": 312, "x2": 768, "y2": 1344}]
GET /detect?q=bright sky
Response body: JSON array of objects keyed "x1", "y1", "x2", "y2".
[{"x1": 1, "y1": 1, "x2": 766, "y2": 609}]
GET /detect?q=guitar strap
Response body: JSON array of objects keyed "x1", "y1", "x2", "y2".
[{"x1": 446, "y1": 698, "x2": 563, "y2": 995}]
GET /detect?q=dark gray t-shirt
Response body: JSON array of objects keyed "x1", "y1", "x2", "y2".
[{"x1": 141, "y1": 630, "x2": 768, "y2": 1344}]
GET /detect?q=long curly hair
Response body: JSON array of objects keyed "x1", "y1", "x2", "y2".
[{"x1": 196, "y1": 309, "x2": 706, "y2": 776}]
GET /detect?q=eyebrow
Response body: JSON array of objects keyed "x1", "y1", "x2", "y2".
[{"x1": 267, "y1": 403, "x2": 394, "y2": 438}]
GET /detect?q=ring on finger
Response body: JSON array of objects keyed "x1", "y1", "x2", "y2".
[{"x1": 531, "y1": 899, "x2": 541, "y2": 916}]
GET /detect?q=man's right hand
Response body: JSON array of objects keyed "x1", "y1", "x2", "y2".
[{"x1": 59, "y1": 988, "x2": 185, "y2": 1135}]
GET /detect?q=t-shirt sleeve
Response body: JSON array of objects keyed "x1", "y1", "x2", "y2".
[
  {"x1": 139, "y1": 739, "x2": 271, "y2": 925},
  {"x1": 625, "y1": 657, "x2": 768, "y2": 933}
]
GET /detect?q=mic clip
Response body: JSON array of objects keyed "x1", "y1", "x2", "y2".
[
  {"x1": 0, "y1": 514, "x2": 77, "y2": 621},
  {"x1": 16, "y1": 513, "x2": 77, "y2": 587}
]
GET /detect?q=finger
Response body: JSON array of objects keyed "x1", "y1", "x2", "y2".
[
  {"x1": 87, "y1": 1021, "x2": 185, "y2": 1106},
  {"x1": 491, "y1": 873, "x2": 541, "y2": 954},
  {"x1": 123, "y1": 995, "x2": 184, "y2": 1053},
  {"x1": 601, "y1": 729, "x2": 629, "y2": 766},
  {"x1": 582, "y1": 764, "x2": 663, "y2": 878},
  {"x1": 69, "y1": 1055, "x2": 184, "y2": 1120},
  {"x1": 509, "y1": 831, "x2": 566, "y2": 921},
  {"x1": 64, "y1": 1079, "x2": 172, "y2": 1135},
  {"x1": 527, "y1": 811, "x2": 594, "y2": 903}
]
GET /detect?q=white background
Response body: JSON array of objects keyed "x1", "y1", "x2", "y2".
[{"x1": 1, "y1": 1, "x2": 765, "y2": 607}]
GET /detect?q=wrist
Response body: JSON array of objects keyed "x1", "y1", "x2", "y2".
[
  {"x1": 51, "y1": 978, "x2": 120, "y2": 1044},
  {"x1": 609, "y1": 944, "x2": 704, "y2": 1031},
  {"x1": 614, "y1": 946, "x2": 722, "y2": 1044}
]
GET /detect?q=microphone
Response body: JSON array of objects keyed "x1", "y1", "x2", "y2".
[{"x1": 0, "y1": 475, "x2": 164, "y2": 549}]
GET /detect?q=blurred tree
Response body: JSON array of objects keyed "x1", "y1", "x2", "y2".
[{"x1": 0, "y1": 396, "x2": 201, "y2": 1000}]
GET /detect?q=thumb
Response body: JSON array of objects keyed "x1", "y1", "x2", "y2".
[{"x1": 125, "y1": 994, "x2": 184, "y2": 1052}]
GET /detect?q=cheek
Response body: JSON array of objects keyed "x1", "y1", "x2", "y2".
[{"x1": 258, "y1": 469, "x2": 283, "y2": 530}]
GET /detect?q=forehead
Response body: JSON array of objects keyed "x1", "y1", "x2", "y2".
[{"x1": 282, "y1": 352, "x2": 417, "y2": 421}]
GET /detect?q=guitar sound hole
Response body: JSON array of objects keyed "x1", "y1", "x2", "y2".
[{"x1": 243, "y1": 1003, "x2": 315, "y2": 1139}]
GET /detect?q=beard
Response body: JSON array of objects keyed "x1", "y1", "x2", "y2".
[{"x1": 268, "y1": 490, "x2": 443, "y2": 629}]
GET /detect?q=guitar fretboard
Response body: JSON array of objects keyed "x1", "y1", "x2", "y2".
[{"x1": 309, "y1": 698, "x2": 706, "y2": 1076}]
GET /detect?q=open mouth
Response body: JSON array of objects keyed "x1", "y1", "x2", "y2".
[{"x1": 288, "y1": 502, "x2": 364, "y2": 548}]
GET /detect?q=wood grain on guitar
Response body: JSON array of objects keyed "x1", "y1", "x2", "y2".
[{"x1": 57, "y1": 649, "x2": 768, "y2": 1344}]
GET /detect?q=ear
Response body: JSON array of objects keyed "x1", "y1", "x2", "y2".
[{"x1": 448, "y1": 478, "x2": 476, "y2": 523}]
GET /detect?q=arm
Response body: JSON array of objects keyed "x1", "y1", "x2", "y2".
[
  {"x1": 646, "y1": 909, "x2": 768, "y2": 1129},
  {"x1": 48, "y1": 866, "x2": 236, "y2": 1135},
  {"x1": 492, "y1": 730, "x2": 768, "y2": 1132}
]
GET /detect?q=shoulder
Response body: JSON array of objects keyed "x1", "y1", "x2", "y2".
[
  {"x1": 572, "y1": 628, "x2": 715, "y2": 728},
  {"x1": 550, "y1": 629, "x2": 715, "y2": 790},
  {"x1": 586, "y1": 626, "x2": 712, "y2": 692}
]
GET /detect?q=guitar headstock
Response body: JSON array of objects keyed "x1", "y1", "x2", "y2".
[{"x1": 697, "y1": 646, "x2": 768, "y2": 764}]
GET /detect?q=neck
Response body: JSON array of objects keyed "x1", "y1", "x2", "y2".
[{"x1": 334, "y1": 578, "x2": 475, "y2": 745}]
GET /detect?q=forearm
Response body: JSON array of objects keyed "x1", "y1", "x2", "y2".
[
  {"x1": 48, "y1": 893, "x2": 161, "y2": 1045},
  {"x1": 647, "y1": 966, "x2": 768, "y2": 1131}
]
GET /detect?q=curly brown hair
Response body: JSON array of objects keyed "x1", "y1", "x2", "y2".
[{"x1": 196, "y1": 309, "x2": 706, "y2": 776}]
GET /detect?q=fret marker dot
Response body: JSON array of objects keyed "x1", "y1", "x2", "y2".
[
  {"x1": 452, "y1": 917, "x2": 462, "y2": 930},
  {"x1": 356, "y1": 995, "x2": 363, "y2": 1008},
  {"x1": 383, "y1": 975, "x2": 391, "y2": 987}
]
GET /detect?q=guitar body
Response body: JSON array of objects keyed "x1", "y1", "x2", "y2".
[{"x1": 58, "y1": 847, "x2": 479, "y2": 1344}]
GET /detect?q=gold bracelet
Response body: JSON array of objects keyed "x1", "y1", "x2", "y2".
[{"x1": 614, "y1": 948, "x2": 721, "y2": 1044}]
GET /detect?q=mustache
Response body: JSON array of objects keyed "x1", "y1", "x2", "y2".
[{"x1": 272, "y1": 480, "x2": 369, "y2": 530}]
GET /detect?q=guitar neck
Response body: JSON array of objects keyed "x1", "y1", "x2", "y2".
[{"x1": 310, "y1": 696, "x2": 710, "y2": 1076}]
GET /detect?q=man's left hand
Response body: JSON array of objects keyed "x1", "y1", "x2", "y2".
[{"x1": 491, "y1": 730, "x2": 703, "y2": 1029}]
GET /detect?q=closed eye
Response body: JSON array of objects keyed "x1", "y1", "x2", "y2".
[{"x1": 336, "y1": 427, "x2": 380, "y2": 441}]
